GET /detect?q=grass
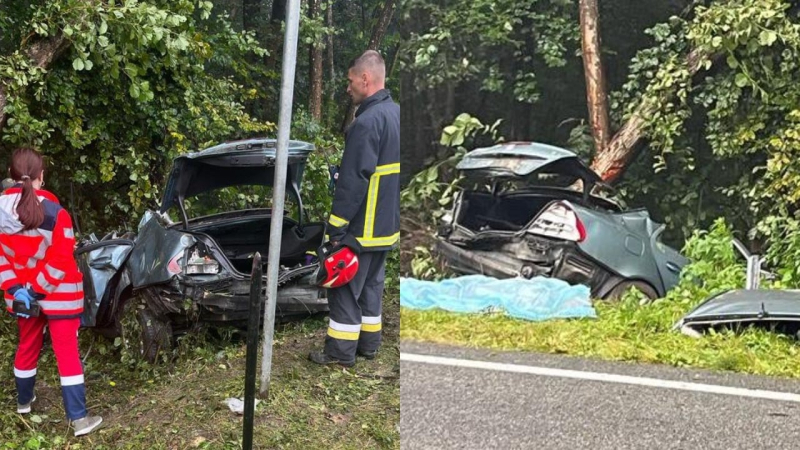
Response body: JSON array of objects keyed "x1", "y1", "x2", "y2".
[
  {"x1": 0, "y1": 293, "x2": 399, "y2": 449},
  {"x1": 400, "y1": 292, "x2": 800, "y2": 378}
]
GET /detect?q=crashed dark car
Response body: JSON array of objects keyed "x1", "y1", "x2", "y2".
[
  {"x1": 435, "y1": 141, "x2": 688, "y2": 300},
  {"x1": 75, "y1": 138, "x2": 328, "y2": 360}
]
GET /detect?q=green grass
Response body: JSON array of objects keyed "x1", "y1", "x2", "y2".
[
  {"x1": 400, "y1": 293, "x2": 800, "y2": 378},
  {"x1": 0, "y1": 294, "x2": 399, "y2": 449}
]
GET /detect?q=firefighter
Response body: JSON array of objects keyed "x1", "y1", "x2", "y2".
[
  {"x1": 309, "y1": 50, "x2": 400, "y2": 367},
  {"x1": 0, "y1": 148, "x2": 102, "y2": 436}
]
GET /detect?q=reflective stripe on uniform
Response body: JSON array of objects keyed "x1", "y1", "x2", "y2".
[
  {"x1": 328, "y1": 214, "x2": 349, "y2": 228},
  {"x1": 327, "y1": 319, "x2": 360, "y2": 340},
  {"x1": 45, "y1": 264, "x2": 66, "y2": 280},
  {"x1": 26, "y1": 258, "x2": 36, "y2": 269},
  {"x1": 60, "y1": 374, "x2": 84, "y2": 386},
  {"x1": 36, "y1": 272, "x2": 56, "y2": 292},
  {"x1": 1, "y1": 244, "x2": 15, "y2": 257},
  {"x1": 357, "y1": 232, "x2": 400, "y2": 248},
  {"x1": 37, "y1": 299, "x2": 84, "y2": 311},
  {"x1": 54, "y1": 282, "x2": 82, "y2": 294},
  {"x1": 0, "y1": 269, "x2": 17, "y2": 284},
  {"x1": 361, "y1": 315, "x2": 382, "y2": 332},
  {"x1": 64, "y1": 228, "x2": 74, "y2": 239},
  {"x1": 33, "y1": 241, "x2": 47, "y2": 260},
  {"x1": 363, "y1": 163, "x2": 400, "y2": 239},
  {"x1": 14, "y1": 367, "x2": 37, "y2": 378},
  {"x1": 0, "y1": 256, "x2": 8, "y2": 265},
  {"x1": 13, "y1": 263, "x2": 25, "y2": 271}
]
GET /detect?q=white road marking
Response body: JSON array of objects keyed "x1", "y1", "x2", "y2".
[{"x1": 401, "y1": 353, "x2": 800, "y2": 403}]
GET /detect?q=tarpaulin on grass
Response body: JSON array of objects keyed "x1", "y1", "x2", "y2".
[{"x1": 400, "y1": 274, "x2": 595, "y2": 321}]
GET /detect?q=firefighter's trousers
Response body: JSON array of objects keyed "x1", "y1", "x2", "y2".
[
  {"x1": 324, "y1": 251, "x2": 387, "y2": 362},
  {"x1": 14, "y1": 315, "x2": 87, "y2": 420}
]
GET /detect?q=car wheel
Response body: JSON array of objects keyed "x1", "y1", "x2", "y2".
[
  {"x1": 120, "y1": 299, "x2": 173, "y2": 364},
  {"x1": 137, "y1": 308, "x2": 173, "y2": 363},
  {"x1": 605, "y1": 280, "x2": 658, "y2": 303}
]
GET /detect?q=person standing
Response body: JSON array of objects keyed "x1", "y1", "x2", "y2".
[
  {"x1": 309, "y1": 50, "x2": 400, "y2": 367},
  {"x1": 0, "y1": 148, "x2": 102, "y2": 436}
]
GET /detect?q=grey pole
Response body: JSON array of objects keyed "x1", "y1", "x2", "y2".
[{"x1": 260, "y1": 0, "x2": 302, "y2": 396}]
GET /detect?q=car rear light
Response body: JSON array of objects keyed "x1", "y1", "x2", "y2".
[
  {"x1": 528, "y1": 201, "x2": 586, "y2": 242},
  {"x1": 167, "y1": 252, "x2": 183, "y2": 275},
  {"x1": 167, "y1": 248, "x2": 220, "y2": 275},
  {"x1": 186, "y1": 248, "x2": 220, "y2": 274}
]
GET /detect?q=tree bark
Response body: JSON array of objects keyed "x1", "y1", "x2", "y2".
[
  {"x1": 327, "y1": 0, "x2": 335, "y2": 104},
  {"x1": 579, "y1": 0, "x2": 610, "y2": 156},
  {"x1": 341, "y1": 0, "x2": 396, "y2": 131},
  {"x1": 0, "y1": 32, "x2": 70, "y2": 136},
  {"x1": 308, "y1": 0, "x2": 324, "y2": 120},
  {"x1": 590, "y1": 47, "x2": 714, "y2": 183}
]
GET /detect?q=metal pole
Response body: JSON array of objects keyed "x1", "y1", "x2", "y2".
[
  {"x1": 243, "y1": 252, "x2": 263, "y2": 450},
  {"x1": 261, "y1": 0, "x2": 301, "y2": 396}
]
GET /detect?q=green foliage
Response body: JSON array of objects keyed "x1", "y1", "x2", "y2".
[
  {"x1": 1, "y1": 0, "x2": 276, "y2": 232},
  {"x1": 401, "y1": 0, "x2": 579, "y2": 103},
  {"x1": 402, "y1": 113, "x2": 503, "y2": 218},
  {"x1": 610, "y1": 0, "x2": 800, "y2": 251}
]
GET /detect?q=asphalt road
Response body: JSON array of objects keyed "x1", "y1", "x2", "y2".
[{"x1": 401, "y1": 341, "x2": 800, "y2": 450}]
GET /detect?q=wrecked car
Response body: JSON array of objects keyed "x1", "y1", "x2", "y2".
[
  {"x1": 435, "y1": 141, "x2": 688, "y2": 300},
  {"x1": 75, "y1": 138, "x2": 328, "y2": 360}
]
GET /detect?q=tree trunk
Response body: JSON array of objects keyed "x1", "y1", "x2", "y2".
[
  {"x1": 0, "y1": 33, "x2": 70, "y2": 136},
  {"x1": 327, "y1": 0, "x2": 335, "y2": 104},
  {"x1": 367, "y1": 0, "x2": 395, "y2": 51},
  {"x1": 341, "y1": 0, "x2": 396, "y2": 131},
  {"x1": 579, "y1": 0, "x2": 610, "y2": 156},
  {"x1": 308, "y1": 0, "x2": 323, "y2": 121},
  {"x1": 590, "y1": 47, "x2": 714, "y2": 183}
]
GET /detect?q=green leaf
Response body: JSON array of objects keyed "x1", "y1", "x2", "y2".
[
  {"x1": 726, "y1": 55, "x2": 738, "y2": 69},
  {"x1": 72, "y1": 58, "x2": 85, "y2": 71},
  {"x1": 129, "y1": 83, "x2": 140, "y2": 99},
  {"x1": 99, "y1": 20, "x2": 108, "y2": 35},
  {"x1": 97, "y1": 36, "x2": 109, "y2": 47},
  {"x1": 84, "y1": 59, "x2": 93, "y2": 71},
  {"x1": 759, "y1": 30, "x2": 777, "y2": 47},
  {"x1": 734, "y1": 73, "x2": 748, "y2": 88}
]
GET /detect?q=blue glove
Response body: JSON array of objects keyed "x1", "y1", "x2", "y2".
[{"x1": 13, "y1": 289, "x2": 33, "y2": 319}]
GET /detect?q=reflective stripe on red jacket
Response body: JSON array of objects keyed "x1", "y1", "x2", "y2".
[{"x1": 0, "y1": 187, "x2": 84, "y2": 318}]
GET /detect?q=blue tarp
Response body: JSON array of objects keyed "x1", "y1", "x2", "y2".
[{"x1": 400, "y1": 275, "x2": 596, "y2": 321}]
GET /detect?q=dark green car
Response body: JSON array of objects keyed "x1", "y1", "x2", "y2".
[{"x1": 435, "y1": 142, "x2": 688, "y2": 300}]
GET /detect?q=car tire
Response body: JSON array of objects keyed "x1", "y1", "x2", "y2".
[
  {"x1": 137, "y1": 308, "x2": 173, "y2": 364},
  {"x1": 605, "y1": 280, "x2": 658, "y2": 303},
  {"x1": 120, "y1": 299, "x2": 172, "y2": 364}
]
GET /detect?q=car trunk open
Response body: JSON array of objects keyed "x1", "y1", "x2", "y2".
[
  {"x1": 184, "y1": 211, "x2": 325, "y2": 274},
  {"x1": 450, "y1": 142, "x2": 617, "y2": 236},
  {"x1": 157, "y1": 138, "x2": 322, "y2": 274}
]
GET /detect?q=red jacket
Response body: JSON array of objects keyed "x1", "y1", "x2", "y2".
[{"x1": 0, "y1": 187, "x2": 84, "y2": 318}]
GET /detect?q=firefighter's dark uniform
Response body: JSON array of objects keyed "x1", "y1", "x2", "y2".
[{"x1": 325, "y1": 89, "x2": 399, "y2": 362}]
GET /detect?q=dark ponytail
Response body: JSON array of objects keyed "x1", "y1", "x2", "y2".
[{"x1": 9, "y1": 148, "x2": 44, "y2": 230}]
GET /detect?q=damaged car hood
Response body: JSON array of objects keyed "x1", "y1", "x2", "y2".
[
  {"x1": 676, "y1": 289, "x2": 800, "y2": 330},
  {"x1": 160, "y1": 138, "x2": 315, "y2": 213},
  {"x1": 456, "y1": 142, "x2": 602, "y2": 185}
]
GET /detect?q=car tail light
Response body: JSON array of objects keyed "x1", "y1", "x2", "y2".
[
  {"x1": 167, "y1": 252, "x2": 183, "y2": 275},
  {"x1": 185, "y1": 248, "x2": 220, "y2": 275},
  {"x1": 528, "y1": 201, "x2": 586, "y2": 242}
]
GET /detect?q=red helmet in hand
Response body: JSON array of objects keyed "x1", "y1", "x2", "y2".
[{"x1": 315, "y1": 242, "x2": 359, "y2": 288}]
